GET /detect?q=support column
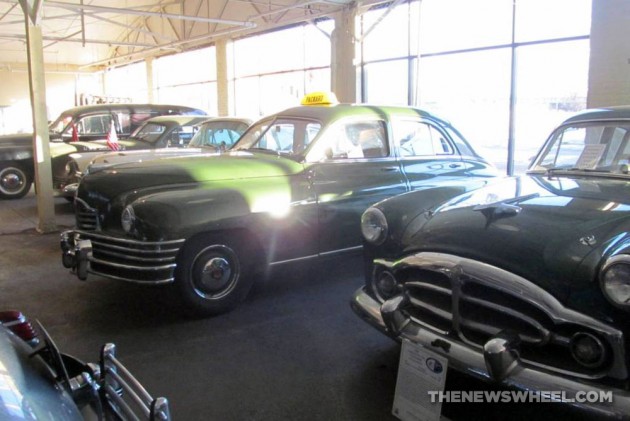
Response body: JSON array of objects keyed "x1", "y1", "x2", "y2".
[
  {"x1": 587, "y1": 0, "x2": 630, "y2": 107},
  {"x1": 20, "y1": 0, "x2": 57, "y2": 233},
  {"x1": 331, "y1": 6, "x2": 358, "y2": 103},
  {"x1": 146, "y1": 57, "x2": 155, "y2": 103},
  {"x1": 216, "y1": 38, "x2": 232, "y2": 116}
]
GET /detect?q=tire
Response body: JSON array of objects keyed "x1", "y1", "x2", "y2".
[
  {"x1": 175, "y1": 233, "x2": 258, "y2": 316},
  {"x1": 0, "y1": 163, "x2": 32, "y2": 199}
]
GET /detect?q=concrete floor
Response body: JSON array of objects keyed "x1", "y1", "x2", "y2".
[{"x1": 0, "y1": 190, "x2": 601, "y2": 421}]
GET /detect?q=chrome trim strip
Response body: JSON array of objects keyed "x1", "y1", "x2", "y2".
[
  {"x1": 89, "y1": 256, "x2": 176, "y2": 271},
  {"x1": 268, "y1": 245, "x2": 363, "y2": 266},
  {"x1": 94, "y1": 248, "x2": 177, "y2": 264},
  {"x1": 268, "y1": 254, "x2": 318, "y2": 267},
  {"x1": 72, "y1": 230, "x2": 185, "y2": 246},
  {"x1": 351, "y1": 288, "x2": 630, "y2": 419},
  {"x1": 90, "y1": 240, "x2": 181, "y2": 255},
  {"x1": 319, "y1": 245, "x2": 363, "y2": 257}
]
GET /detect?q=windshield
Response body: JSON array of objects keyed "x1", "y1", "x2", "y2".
[
  {"x1": 529, "y1": 121, "x2": 630, "y2": 175},
  {"x1": 232, "y1": 117, "x2": 322, "y2": 157},
  {"x1": 49, "y1": 115, "x2": 72, "y2": 134},
  {"x1": 131, "y1": 123, "x2": 167, "y2": 144},
  {"x1": 189, "y1": 120, "x2": 250, "y2": 149}
]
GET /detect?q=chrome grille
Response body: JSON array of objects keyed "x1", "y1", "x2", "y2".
[
  {"x1": 69, "y1": 230, "x2": 184, "y2": 283},
  {"x1": 376, "y1": 252, "x2": 627, "y2": 380},
  {"x1": 75, "y1": 198, "x2": 99, "y2": 230}
]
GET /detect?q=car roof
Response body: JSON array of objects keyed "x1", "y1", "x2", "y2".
[
  {"x1": 142, "y1": 115, "x2": 212, "y2": 125},
  {"x1": 58, "y1": 103, "x2": 206, "y2": 116},
  {"x1": 562, "y1": 106, "x2": 630, "y2": 124},
  {"x1": 267, "y1": 103, "x2": 452, "y2": 127},
  {"x1": 202, "y1": 116, "x2": 254, "y2": 124}
]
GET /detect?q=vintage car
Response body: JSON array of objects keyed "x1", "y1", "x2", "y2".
[
  {"x1": 351, "y1": 106, "x2": 630, "y2": 418},
  {"x1": 56, "y1": 115, "x2": 216, "y2": 198},
  {"x1": 81, "y1": 116, "x2": 253, "y2": 175},
  {"x1": 0, "y1": 103, "x2": 206, "y2": 199},
  {"x1": 60, "y1": 93, "x2": 498, "y2": 316},
  {"x1": 0, "y1": 309, "x2": 169, "y2": 419}
]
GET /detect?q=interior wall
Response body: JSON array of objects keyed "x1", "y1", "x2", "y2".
[
  {"x1": 587, "y1": 0, "x2": 630, "y2": 107},
  {"x1": 0, "y1": 69, "x2": 94, "y2": 134}
]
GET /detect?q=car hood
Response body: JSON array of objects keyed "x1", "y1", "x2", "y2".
[
  {"x1": 78, "y1": 150, "x2": 305, "y2": 203},
  {"x1": 400, "y1": 175, "x2": 630, "y2": 319}
]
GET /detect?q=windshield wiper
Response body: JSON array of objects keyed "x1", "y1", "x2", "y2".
[{"x1": 547, "y1": 167, "x2": 611, "y2": 175}]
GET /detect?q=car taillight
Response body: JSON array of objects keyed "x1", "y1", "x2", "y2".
[{"x1": 0, "y1": 310, "x2": 38, "y2": 345}]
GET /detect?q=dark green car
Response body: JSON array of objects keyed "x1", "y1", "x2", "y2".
[
  {"x1": 352, "y1": 106, "x2": 630, "y2": 417},
  {"x1": 60, "y1": 95, "x2": 497, "y2": 315}
]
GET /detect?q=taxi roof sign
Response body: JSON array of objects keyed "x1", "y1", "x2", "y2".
[{"x1": 300, "y1": 91, "x2": 339, "y2": 106}]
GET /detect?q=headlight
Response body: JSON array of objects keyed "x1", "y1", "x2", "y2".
[
  {"x1": 600, "y1": 256, "x2": 630, "y2": 308},
  {"x1": 361, "y1": 207, "x2": 388, "y2": 245},
  {"x1": 121, "y1": 205, "x2": 135, "y2": 233}
]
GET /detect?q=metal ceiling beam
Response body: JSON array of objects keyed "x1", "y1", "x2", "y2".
[
  {"x1": 0, "y1": 32, "x2": 158, "y2": 48},
  {"x1": 45, "y1": 0, "x2": 256, "y2": 27}
]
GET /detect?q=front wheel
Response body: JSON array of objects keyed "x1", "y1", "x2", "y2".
[
  {"x1": 175, "y1": 234, "x2": 257, "y2": 316},
  {"x1": 0, "y1": 163, "x2": 32, "y2": 199}
]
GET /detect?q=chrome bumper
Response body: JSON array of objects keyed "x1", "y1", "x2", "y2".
[
  {"x1": 60, "y1": 230, "x2": 185, "y2": 284},
  {"x1": 351, "y1": 287, "x2": 630, "y2": 419}
]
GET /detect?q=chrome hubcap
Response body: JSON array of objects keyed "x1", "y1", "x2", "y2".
[
  {"x1": 200, "y1": 257, "x2": 232, "y2": 292},
  {"x1": 0, "y1": 169, "x2": 24, "y2": 194}
]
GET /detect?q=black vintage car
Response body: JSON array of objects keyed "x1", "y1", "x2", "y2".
[
  {"x1": 56, "y1": 115, "x2": 213, "y2": 198},
  {"x1": 0, "y1": 103, "x2": 206, "y2": 199},
  {"x1": 0, "y1": 310, "x2": 169, "y2": 420},
  {"x1": 351, "y1": 106, "x2": 630, "y2": 417},
  {"x1": 60, "y1": 93, "x2": 498, "y2": 316}
]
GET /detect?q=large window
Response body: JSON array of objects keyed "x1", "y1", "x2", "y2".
[
  {"x1": 105, "y1": 62, "x2": 147, "y2": 102},
  {"x1": 233, "y1": 20, "x2": 333, "y2": 117},
  {"x1": 359, "y1": 0, "x2": 592, "y2": 174},
  {"x1": 154, "y1": 47, "x2": 216, "y2": 114}
]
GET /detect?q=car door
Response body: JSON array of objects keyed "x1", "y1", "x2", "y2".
[
  {"x1": 308, "y1": 118, "x2": 407, "y2": 255},
  {"x1": 392, "y1": 118, "x2": 470, "y2": 190}
]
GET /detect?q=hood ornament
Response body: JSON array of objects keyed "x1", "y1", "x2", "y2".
[{"x1": 580, "y1": 235, "x2": 597, "y2": 246}]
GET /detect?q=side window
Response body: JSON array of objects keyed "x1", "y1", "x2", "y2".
[
  {"x1": 76, "y1": 114, "x2": 112, "y2": 135},
  {"x1": 396, "y1": 120, "x2": 455, "y2": 157},
  {"x1": 324, "y1": 120, "x2": 388, "y2": 159},
  {"x1": 258, "y1": 123, "x2": 295, "y2": 152}
]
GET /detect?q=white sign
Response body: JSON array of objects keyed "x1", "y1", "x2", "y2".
[
  {"x1": 392, "y1": 340, "x2": 448, "y2": 421},
  {"x1": 575, "y1": 144, "x2": 606, "y2": 169}
]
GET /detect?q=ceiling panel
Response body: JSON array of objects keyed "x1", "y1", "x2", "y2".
[{"x1": 1, "y1": 0, "x2": 371, "y2": 71}]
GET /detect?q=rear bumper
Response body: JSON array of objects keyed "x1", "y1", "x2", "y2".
[
  {"x1": 351, "y1": 287, "x2": 630, "y2": 419},
  {"x1": 60, "y1": 230, "x2": 184, "y2": 284}
]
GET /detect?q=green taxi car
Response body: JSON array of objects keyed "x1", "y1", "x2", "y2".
[
  {"x1": 352, "y1": 106, "x2": 630, "y2": 418},
  {"x1": 60, "y1": 93, "x2": 497, "y2": 315}
]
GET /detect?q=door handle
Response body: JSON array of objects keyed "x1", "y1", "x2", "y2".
[
  {"x1": 449, "y1": 163, "x2": 463, "y2": 168},
  {"x1": 380, "y1": 166, "x2": 399, "y2": 172}
]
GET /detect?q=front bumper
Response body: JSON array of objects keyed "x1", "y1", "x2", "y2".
[
  {"x1": 61, "y1": 230, "x2": 185, "y2": 284},
  {"x1": 351, "y1": 287, "x2": 630, "y2": 419}
]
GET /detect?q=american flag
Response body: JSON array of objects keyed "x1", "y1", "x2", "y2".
[{"x1": 106, "y1": 120, "x2": 120, "y2": 151}]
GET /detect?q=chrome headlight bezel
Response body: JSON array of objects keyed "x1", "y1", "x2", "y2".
[
  {"x1": 121, "y1": 205, "x2": 136, "y2": 233},
  {"x1": 361, "y1": 207, "x2": 388, "y2": 245},
  {"x1": 600, "y1": 255, "x2": 630, "y2": 309}
]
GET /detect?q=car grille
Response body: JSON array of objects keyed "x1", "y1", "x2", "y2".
[
  {"x1": 75, "y1": 198, "x2": 99, "y2": 230},
  {"x1": 379, "y1": 253, "x2": 626, "y2": 380},
  {"x1": 72, "y1": 230, "x2": 185, "y2": 283}
]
